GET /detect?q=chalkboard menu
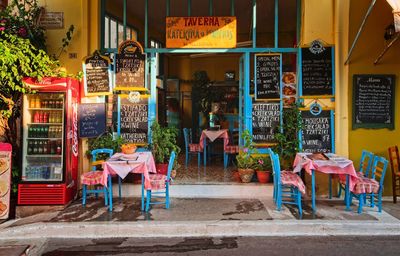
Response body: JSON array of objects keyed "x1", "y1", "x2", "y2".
[
  {"x1": 353, "y1": 74, "x2": 395, "y2": 130},
  {"x1": 255, "y1": 54, "x2": 281, "y2": 100},
  {"x1": 301, "y1": 41, "x2": 333, "y2": 96},
  {"x1": 83, "y1": 51, "x2": 111, "y2": 96},
  {"x1": 252, "y1": 102, "x2": 280, "y2": 143},
  {"x1": 78, "y1": 103, "x2": 106, "y2": 138},
  {"x1": 301, "y1": 110, "x2": 332, "y2": 153},
  {"x1": 115, "y1": 40, "x2": 145, "y2": 89},
  {"x1": 119, "y1": 96, "x2": 148, "y2": 144}
]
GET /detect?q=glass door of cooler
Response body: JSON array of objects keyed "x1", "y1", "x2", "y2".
[{"x1": 22, "y1": 93, "x2": 65, "y2": 182}]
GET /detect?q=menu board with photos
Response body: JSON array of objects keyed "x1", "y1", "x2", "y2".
[
  {"x1": 78, "y1": 103, "x2": 106, "y2": 138},
  {"x1": 252, "y1": 102, "x2": 280, "y2": 143},
  {"x1": 255, "y1": 54, "x2": 281, "y2": 100},
  {"x1": 301, "y1": 110, "x2": 333, "y2": 153},
  {"x1": 353, "y1": 74, "x2": 395, "y2": 130},
  {"x1": 119, "y1": 96, "x2": 148, "y2": 144},
  {"x1": 301, "y1": 42, "x2": 333, "y2": 96},
  {"x1": 115, "y1": 40, "x2": 145, "y2": 89},
  {"x1": 0, "y1": 143, "x2": 12, "y2": 220},
  {"x1": 83, "y1": 51, "x2": 111, "y2": 96}
]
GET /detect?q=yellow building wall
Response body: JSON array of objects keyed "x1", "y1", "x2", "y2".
[{"x1": 348, "y1": 0, "x2": 400, "y2": 195}]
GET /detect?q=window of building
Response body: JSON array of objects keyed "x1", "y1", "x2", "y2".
[
  {"x1": 150, "y1": 39, "x2": 162, "y2": 76},
  {"x1": 104, "y1": 14, "x2": 137, "y2": 51}
]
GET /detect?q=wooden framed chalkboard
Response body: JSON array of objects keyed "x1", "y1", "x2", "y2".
[
  {"x1": 353, "y1": 74, "x2": 395, "y2": 130},
  {"x1": 82, "y1": 51, "x2": 112, "y2": 96},
  {"x1": 115, "y1": 40, "x2": 145, "y2": 90},
  {"x1": 252, "y1": 102, "x2": 280, "y2": 144},
  {"x1": 78, "y1": 103, "x2": 106, "y2": 138},
  {"x1": 255, "y1": 54, "x2": 281, "y2": 100},
  {"x1": 301, "y1": 41, "x2": 334, "y2": 96},
  {"x1": 118, "y1": 94, "x2": 148, "y2": 144},
  {"x1": 301, "y1": 110, "x2": 333, "y2": 153}
]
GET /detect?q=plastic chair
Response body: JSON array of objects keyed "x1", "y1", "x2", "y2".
[
  {"x1": 270, "y1": 150, "x2": 303, "y2": 217},
  {"x1": 223, "y1": 130, "x2": 239, "y2": 168},
  {"x1": 81, "y1": 148, "x2": 113, "y2": 206},
  {"x1": 351, "y1": 155, "x2": 388, "y2": 214},
  {"x1": 388, "y1": 146, "x2": 400, "y2": 203},
  {"x1": 183, "y1": 128, "x2": 202, "y2": 167},
  {"x1": 337, "y1": 150, "x2": 374, "y2": 198},
  {"x1": 143, "y1": 151, "x2": 176, "y2": 212}
]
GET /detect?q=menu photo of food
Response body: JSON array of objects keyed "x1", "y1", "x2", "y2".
[
  {"x1": 282, "y1": 72, "x2": 297, "y2": 107},
  {"x1": 0, "y1": 151, "x2": 11, "y2": 219}
]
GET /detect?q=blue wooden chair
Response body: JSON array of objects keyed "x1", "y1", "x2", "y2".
[
  {"x1": 143, "y1": 151, "x2": 176, "y2": 212},
  {"x1": 183, "y1": 128, "x2": 202, "y2": 167},
  {"x1": 81, "y1": 148, "x2": 113, "y2": 206},
  {"x1": 337, "y1": 150, "x2": 374, "y2": 198},
  {"x1": 270, "y1": 151, "x2": 303, "y2": 217},
  {"x1": 351, "y1": 155, "x2": 388, "y2": 214}
]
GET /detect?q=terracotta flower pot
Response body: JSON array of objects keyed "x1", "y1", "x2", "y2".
[
  {"x1": 156, "y1": 163, "x2": 169, "y2": 175},
  {"x1": 256, "y1": 170, "x2": 271, "y2": 183},
  {"x1": 232, "y1": 171, "x2": 241, "y2": 182},
  {"x1": 238, "y1": 168, "x2": 255, "y2": 183}
]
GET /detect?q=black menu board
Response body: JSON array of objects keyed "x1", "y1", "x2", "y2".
[
  {"x1": 78, "y1": 103, "x2": 106, "y2": 138},
  {"x1": 83, "y1": 51, "x2": 111, "y2": 96},
  {"x1": 353, "y1": 74, "x2": 395, "y2": 130},
  {"x1": 119, "y1": 96, "x2": 148, "y2": 144},
  {"x1": 255, "y1": 54, "x2": 281, "y2": 100},
  {"x1": 301, "y1": 110, "x2": 332, "y2": 153},
  {"x1": 301, "y1": 43, "x2": 333, "y2": 96},
  {"x1": 252, "y1": 102, "x2": 280, "y2": 143},
  {"x1": 115, "y1": 40, "x2": 145, "y2": 89}
]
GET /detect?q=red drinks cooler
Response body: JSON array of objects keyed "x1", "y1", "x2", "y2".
[{"x1": 18, "y1": 77, "x2": 80, "y2": 205}]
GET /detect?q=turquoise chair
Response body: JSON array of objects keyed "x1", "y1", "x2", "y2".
[
  {"x1": 270, "y1": 151, "x2": 303, "y2": 217},
  {"x1": 81, "y1": 148, "x2": 113, "y2": 206},
  {"x1": 183, "y1": 128, "x2": 202, "y2": 167},
  {"x1": 143, "y1": 151, "x2": 176, "y2": 212},
  {"x1": 350, "y1": 155, "x2": 388, "y2": 213}
]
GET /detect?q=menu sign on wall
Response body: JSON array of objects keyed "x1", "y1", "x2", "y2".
[
  {"x1": 255, "y1": 54, "x2": 281, "y2": 100},
  {"x1": 301, "y1": 110, "x2": 333, "y2": 153},
  {"x1": 252, "y1": 102, "x2": 280, "y2": 143},
  {"x1": 119, "y1": 95, "x2": 148, "y2": 144},
  {"x1": 166, "y1": 16, "x2": 236, "y2": 48},
  {"x1": 301, "y1": 41, "x2": 333, "y2": 96},
  {"x1": 0, "y1": 143, "x2": 12, "y2": 220},
  {"x1": 83, "y1": 51, "x2": 111, "y2": 96},
  {"x1": 353, "y1": 74, "x2": 395, "y2": 130},
  {"x1": 115, "y1": 40, "x2": 145, "y2": 89},
  {"x1": 78, "y1": 103, "x2": 106, "y2": 138}
]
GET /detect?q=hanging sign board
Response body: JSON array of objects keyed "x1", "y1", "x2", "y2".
[
  {"x1": 78, "y1": 103, "x2": 106, "y2": 138},
  {"x1": 115, "y1": 40, "x2": 145, "y2": 90},
  {"x1": 0, "y1": 143, "x2": 12, "y2": 220},
  {"x1": 255, "y1": 54, "x2": 281, "y2": 100},
  {"x1": 252, "y1": 102, "x2": 280, "y2": 144},
  {"x1": 166, "y1": 16, "x2": 236, "y2": 48},
  {"x1": 301, "y1": 110, "x2": 333, "y2": 153},
  {"x1": 39, "y1": 12, "x2": 64, "y2": 29},
  {"x1": 82, "y1": 51, "x2": 112, "y2": 96},
  {"x1": 118, "y1": 93, "x2": 148, "y2": 144},
  {"x1": 353, "y1": 74, "x2": 395, "y2": 130},
  {"x1": 301, "y1": 41, "x2": 334, "y2": 96}
]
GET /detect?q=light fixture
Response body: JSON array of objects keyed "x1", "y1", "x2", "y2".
[
  {"x1": 386, "y1": 0, "x2": 400, "y2": 32},
  {"x1": 384, "y1": 23, "x2": 396, "y2": 40}
]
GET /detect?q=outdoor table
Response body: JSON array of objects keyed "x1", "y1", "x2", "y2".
[
  {"x1": 293, "y1": 153, "x2": 359, "y2": 213},
  {"x1": 102, "y1": 151, "x2": 156, "y2": 211},
  {"x1": 199, "y1": 129, "x2": 229, "y2": 166}
]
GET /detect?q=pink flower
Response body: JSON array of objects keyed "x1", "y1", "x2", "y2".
[
  {"x1": 18, "y1": 27, "x2": 27, "y2": 37},
  {"x1": 0, "y1": 27, "x2": 4, "y2": 31},
  {"x1": 0, "y1": 19, "x2": 6, "y2": 24},
  {"x1": 243, "y1": 148, "x2": 248, "y2": 153},
  {"x1": 258, "y1": 159, "x2": 264, "y2": 165}
]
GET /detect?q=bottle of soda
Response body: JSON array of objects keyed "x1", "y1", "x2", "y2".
[
  {"x1": 29, "y1": 97, "x2": 35, "y2": 108},
  {"x1": 50, "y1": 141, "x2": 55, "y2": 154},
  {"x1": 35, "y1": 96, "x2": 41, "y2": 108},
  {"x1": 38, "y1": 141, "x2": 43, "y2": 154},
  {"x1": 56, "y1": 140, "x2": 62, "y2": 155},
  {"x1": 43, "y1": 140, "x2": 48, "y2": 155},
  {"x1": 33, "y1": 141, "x2": 38, "y2": 154},
  {"x1": 44, "y1": 126, "x2": 49, "y2": 138},
  {"x1": 49, "y1": 99, "x2": 54, "y2": 109},
  {"x1": 28, "y1": 141, "x2": 33, "y2": 155}
]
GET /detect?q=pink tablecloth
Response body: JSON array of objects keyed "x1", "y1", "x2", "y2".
[
  {"x1": 293, "y1": 153, "x2": 359, "y2": 192},
  {"x1": 102, "y1": 152, "x2": 156, "y2": 190},
  {"x1": 199, "y1": 129, "x2": 229, "y2": 150}
]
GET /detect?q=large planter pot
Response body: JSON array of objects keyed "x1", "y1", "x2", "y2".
[
  {"x1": 232, "y1": 171, "x2": 241, "y2": 182},
  {"x1": 256, "y1": 170, "x2": 271, "y2": 183},
  {"x1": 156, "y1": 163, "x2": 169, "y2": 175},
  {"x1": 238, "y1": 168, "x2": 255, "y2": 183}
]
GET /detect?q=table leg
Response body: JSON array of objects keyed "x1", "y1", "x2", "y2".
[
  {"x1": 108, "y1": 174, "x2": 113, "y2": 212},
  {"x1": 141, "y1": 174, "x2": 145, "y2": 211},
  {"x1": 345, "y1": 174, "x2": 351, "y2": 211},
  {"x1": 203, "y1": 138, "x2": 207, "y2": 166},
  {"x1": 328, "y1": 174, "x2": 332, "y2": 199},
  {"x1": 311, "y1": 169, "x2": 316, "y2": 213}
]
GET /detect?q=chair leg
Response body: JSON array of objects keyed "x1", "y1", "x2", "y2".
[
  {"x1": 141, "y1": 174, "x2": 145, "y2": 211},
  {"x1": 82, "y1": 185, "x2": 87, "y2": 206},
  {"x1": 118, "y1": 177, "x2": 122, "y2": 200},
  {"x1": 103, "y1": 186, "x2": 108, "y2": 206},
  {"x1": 370, "y1": 193, "x2": 375, "y2": 208},
  {"x1": 337, "y1": 183, "x2": 342, "y2": 198},
  {"x1": 185, "y1": 151, "x2": 189, "y2": 167},
  {"x1": 378, "y1": 193, "x2": 382, "y2": 212},
  {"x1": 393, "y1": 179, "x2": 397, "y2": 203},
  {"x1": 328, "y1": 174, "x2": 332, "y2": 199},
  {"x1": 145, "y1": 190, "x2": 151, "y2": 212},
  {"x1": 166, "y1": 183, "x2": 170, "y2": 209},
  {"x1": 297, "y1": 189, "x2": 302, "y2": 218},
  {"x1": 277, "y1": 186, "x2": 282, "y2": 211},
  {"x1": 358, "y1": 194, "x2": 364, "y2": 214},
  {"x1": 224, "y1": 153, "x2": 227, "y2": 169},
  {"x1": 198, "y1": 152, "x2": 201, "y2": 167}
]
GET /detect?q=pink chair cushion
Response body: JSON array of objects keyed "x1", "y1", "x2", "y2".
[
  {"x1": 353, "y1": 176, "x2": 380, "y2": 194},
  {"x1": 149, "y1": 173, "x2": 170, "y2": 190},
  {"x1": 81, "y1": 171, "x2": 103, "y2": 186},
  {"x1": 281, "y1": 170, "x2": 306, "y2": 195},
  {"x1": 225, "y1": 145, "x2": 239, "y2": 154},
  {"x1": 189, "y1": 143, "x2": 202, "y2": 152}
]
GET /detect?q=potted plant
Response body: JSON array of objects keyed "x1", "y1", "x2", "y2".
[
  {"x1": 254, "y1": 156, "x2": 272, "y2": 183},
  {"x1": 86, "y1": 132, "x2": 125, "y2": 160},
  {"x1": 236, "y1": 130, "x2": 256, "y2": 183},
  {"x1": 150, "y1": 121, "x2": 181, "y2": 175}
]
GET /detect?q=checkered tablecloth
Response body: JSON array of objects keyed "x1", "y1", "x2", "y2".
[{"x1": 281, "y1": 170, "x2": 306, "y2": 194}]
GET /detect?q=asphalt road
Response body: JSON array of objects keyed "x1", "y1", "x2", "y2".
[{"x1": 39, "y1": 236, "x2": 400, "y2": 256}]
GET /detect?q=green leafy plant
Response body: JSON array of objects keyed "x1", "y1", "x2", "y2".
[
  {"x1": 236, "y1": 130, "x2": 257, "y2": 169},
  {"x1": 86, "y1": 133, "x2": 126, "y2": 160},
  {"x1": 150, "y1": 121, "x2": 180, "y2": 164},
  {"x1": 254, "y1": 156, "x2": 272, "y2": 171}
]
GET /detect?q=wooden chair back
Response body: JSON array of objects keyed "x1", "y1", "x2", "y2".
[
  {"x1": 370, "y1": 155, "x2": 389, "y2": 187},
  {"x1": 388, "y1": 146, "x2": 400, "y2": 177}
]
